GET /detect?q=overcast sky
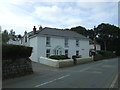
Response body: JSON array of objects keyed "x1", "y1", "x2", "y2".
[{"x1": 0, "y1": 0, "x2": 119, "y2": 35}]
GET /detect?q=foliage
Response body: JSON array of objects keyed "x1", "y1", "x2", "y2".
[
  {"x1": 2, "y1": 33, "x2": 9, "y2": 43},
  {"x1": 94, "y1": 50, "x2": 116, "y2": 61},
  {"x1": 94, "y1": 54, "x2": 103, "y2": 61},
  {"x1": 71, "y1": 26, "x2": 88, "y2": 37},
  {"x1": 49, "y1": 55, "x2": 70, "y2": 60},
  {"x1": 70, "y1": 23, "x2": 120, "y2": 56},
  {"x1": 97, "y1": 50, "x2": 116, "y2": 58},
  {"x1": 72, "y1": 55, "x2": 81, "y2": 59},
  {"x1": 2, "y1": 44, "x2": 33, "y2": 60}
]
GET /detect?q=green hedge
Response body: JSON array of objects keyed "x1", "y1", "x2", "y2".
[
  {"x1": 2, "y1": 44, "x2": 33, "y2": 60},
  {"x1": 49, "y1": 55, "x2": 70, "y2": 60},
  {"x1": 97, "y1": 50, "x2": 116, "y2": 58},
  {"x1": 94, "y1": 54, "x2": 103, "y2": 61},
  {"x1": 94, "y1": 50, "x2": 116, "y2": 61},
  {"x1": 72, "y1": 55, "x2": 81, "y2": 59}
]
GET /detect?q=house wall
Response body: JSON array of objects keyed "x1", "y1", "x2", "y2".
[
  {"x1": 29, "y1": 35, "x2": 90, "y2": 62},
  {"x1": 29, "y1": 37, "x2": 38, "y2": 62},
  {"x1": 22, "y1": 34, "x2": 30, "y2": 46},
  {"x1": 89, "y1": 44, "x2": 101, "y2": 50},
  {"x1": 7, "y1": 39, "x2": 21, "y2": 45}
]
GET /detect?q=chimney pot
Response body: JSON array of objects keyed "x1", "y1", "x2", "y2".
[{"x1": 33, "y1": 26, "x2": 36, "y2": 34}]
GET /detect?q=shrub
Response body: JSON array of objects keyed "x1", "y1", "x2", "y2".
[
  {"x1": 97, "y1": 50, "x2": 116, "y2": 59},
  {"x1": 2, "y1": 44, "x2": 33, "y2": 60},
  {"x1": 72, "y1": 55, "x2": 81, "y2": 59},
  {"x1": 49, "y1": 55, "x2": 70, "y2": 60},
  {"x1": 94, "y1": 54, "x2": 103, "y2": 61}
]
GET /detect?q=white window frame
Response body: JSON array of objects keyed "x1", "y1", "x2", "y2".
[
  {"x1": 76, "y1": 40, "x2": 79, "y2": 47},
  {"x1": 46, "y1": 49, "x2": 50, "y2": 57},
  {"x1": 64, "y1": 38, "x2": 68, "y2": 47},
  {"x1": 65, "y1": 50, "x2": 68, "y2": 56},
  {"x1": 46, "y1": 37, "x2": 51, "y2": 47}
]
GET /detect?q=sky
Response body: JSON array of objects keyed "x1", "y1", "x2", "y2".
[{"x1": 0, "y1": 0, "x2": 119, "y2": 35}]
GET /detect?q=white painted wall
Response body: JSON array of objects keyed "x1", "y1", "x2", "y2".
[
  {"x1": 29, "y1": 35, "x2": 90, "y2": 62},
  {"x1": 89, "y1": 44, "x2": 101, "y2": 50},
  {"x1": 29, "y1": 37, "x2": 38, "y2": 62},
  {"x1": 7, "y1": 39, "x2": 21, "y2": 45},
  {"x1": 39, "y1": 56, "x2": 73, "y2": 68}
]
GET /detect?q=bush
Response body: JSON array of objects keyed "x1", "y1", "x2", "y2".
[
  {"x1": 49, "y1": 55, "x2": 70, "y2": 60},
  {"x1": 72, "y1": 55, "x2": 81, "y2": 59},
  {"x1": 97, "y1": 50, "x2": 116, "y2": 59},
  {"x1": 2, "y1": 44, "x2": 33, "y2": 60},
  {"x1": 94, "y1": 50, "x2": 116, "y2": 61},
  {"x1": 94, "y1": 54, "x2": 103, "y2": 61}
]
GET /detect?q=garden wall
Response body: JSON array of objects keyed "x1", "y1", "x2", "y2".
[
  {"x1": 2, "y1": 58, "x2": 33, "y2": 80},
  {"x1": 76, "y1": 58, "x2": 93, "y2": 64},
  {"x1": 39, "y1": 57, "x2": 92, "y2": 68},
  {"x1": 2, "y1": 44, "x2": 33, "y2": 80}
]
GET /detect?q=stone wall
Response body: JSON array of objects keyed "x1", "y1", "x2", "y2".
[{"x1": 2, "y1": 58, "x2": 33, "y2": 80}]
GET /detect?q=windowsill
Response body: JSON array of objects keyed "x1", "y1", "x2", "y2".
[
  {"x1": 46, "y1": 45, "x2": 51, "y2": 47},
  {"x1": 65, "y1": 46, "x2": 69, "y2": 48}
]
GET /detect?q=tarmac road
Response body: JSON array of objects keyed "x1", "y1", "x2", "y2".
[{"x1": 2, "y1": 58, "x2": 118, "y2": 88}]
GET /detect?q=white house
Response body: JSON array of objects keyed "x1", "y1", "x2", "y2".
[
  {"x1": 89, "y1": 40, "x2": 101, "y2": 51},
  {"x1": 22, "y1": 26, "x2": 91, "y2": 63},
  {"x1": 7, "y1": 37, "x2": 22, "y2": 45}
]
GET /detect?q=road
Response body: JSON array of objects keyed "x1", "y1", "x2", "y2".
[{"x1": 3, "y1": 58, "x2": 118, "y2": 88}]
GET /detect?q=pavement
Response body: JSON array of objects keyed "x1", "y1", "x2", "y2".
[{"x1": 2, "y1": 57, "x2": 119, "y2": 88}]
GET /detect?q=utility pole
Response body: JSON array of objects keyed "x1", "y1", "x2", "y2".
[{"x1": 93, "y1": 26, "x2": 96, "y2": 61}]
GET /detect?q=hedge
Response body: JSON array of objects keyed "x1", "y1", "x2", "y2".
[
  {"x1": 97, "y1": 50, "x2": 116, "y2": 59},
  {"x1": 2, "y1": 44, "x2": 33, "y2": 60},
  {"x1": 72, "y1": 55, "x2": 81, "y2": 59},
  {"x1": 94, "y1": 50, "x2": 116, "y2": 61},
  {"x1": 94, "y1": 54, "x2": 103, "y2": 61},
  {"x1": 49, "y1": 55, "x2": 70, "y2": 60}
]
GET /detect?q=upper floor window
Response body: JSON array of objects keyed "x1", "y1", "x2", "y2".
[
  {"x1": 65, "y1": 38, "x2": 68, "y2": 47},
  {"x1": 25, "y1": 36, "x2": 27, "y2": 42},
  {"x1": 76, "y1": 40, "x2": 79, "y2": 47},
  {"x1": 76, "y1": 50, "x2": 79, "y2": 56},
  {"x1": 46, "y1": 37, "x2": 51, "y2": 46}
]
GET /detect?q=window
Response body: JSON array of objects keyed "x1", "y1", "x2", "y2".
[
  {"x1": 76, "y1": 40, "x2": 79, "y2": 47},
  {"x1": 46, "y1": 37, "x2": 51, "y2": 46},
  {"x1": 65, "y1": 38, "x2": 68, "y2": 47},
  {"x1": 76, "y1": 50, "x2": 79, "y2": 56},
  {"x1": 65, "y1": 50, "x2": 68, "y2": 56},
  {"x1": 25, "y1": 36, "x2": 27, "y2": 42},
  {"x1": 46, "y1": 49, "x2": 50, "y2": 57}
]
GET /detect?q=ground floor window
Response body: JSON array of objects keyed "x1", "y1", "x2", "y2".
[
  {"x1": 76, "y1": 50, "x2": 79, "y2": 56},
  {"x1": 46, "y1": 49, "x2": 50, "y2": 57},
  {"x1": 65, "y1": 50, "x2": 68, "y2": 56}
]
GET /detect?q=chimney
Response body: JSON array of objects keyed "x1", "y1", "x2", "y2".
[
  {"x1": 39, "y1": 25, "x2": 42, "y2": 30},
  {"x1": 33, "y1": 26, "x2": 36, "y2": 34},
  {"x1": 24, "y1": 31, "x2": 27, "y2": 35}
]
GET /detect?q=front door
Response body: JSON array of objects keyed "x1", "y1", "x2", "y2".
[{"x1": 56, "y1": 48, "x2": 62, "y2": 55}]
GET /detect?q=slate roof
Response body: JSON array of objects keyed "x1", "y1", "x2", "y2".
[{"x1": 37, "y1": 27, "x2": 89, "y2": 40}]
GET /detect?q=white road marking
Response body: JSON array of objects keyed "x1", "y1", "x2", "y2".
[
  {"x1": 79, "y1": 67, "x2": 91, "y2": 72},
  {"x1": 35, "y1": 74, "x2": 70, "y2": 87},
  {"x1": 109, "y1": 74, "x2": 118, "y2": 88},
  {"x1": 89, "y1": 71, "x2": 102, "y2": 74}
]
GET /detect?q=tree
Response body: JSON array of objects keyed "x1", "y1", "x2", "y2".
[
  {"x1": 95, "y1": 23, "x2": 120, "y2": 56},
  {"x1": 70, "y1": 26, "x2": 88, "y2": 37},
  {"x1": 2, "y1": 32, "x2": 9, "y2": 43},
  {"x1": 3, "y1": 30, "x2": 8, "y2": 35}
]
